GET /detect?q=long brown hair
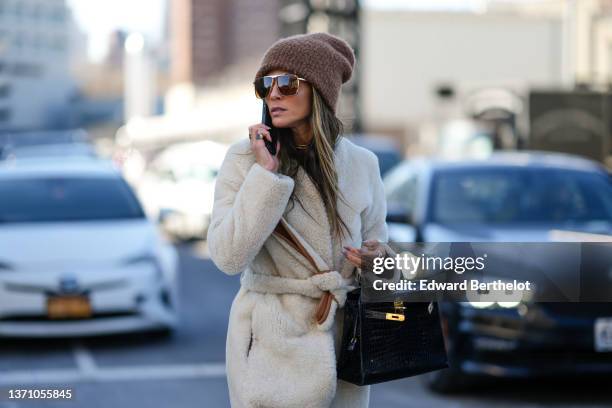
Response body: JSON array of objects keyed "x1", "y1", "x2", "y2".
[{"x1": 278, "y1": 88, "x2": 350, "y2": 239}]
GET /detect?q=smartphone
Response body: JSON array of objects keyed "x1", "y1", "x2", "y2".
[{"x1": 261, "y1": 101, "x2": 278, "y2": 155}]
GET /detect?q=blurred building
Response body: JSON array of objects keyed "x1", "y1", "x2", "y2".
[
  {"x1": 170, "y1": 0, "x2": 280, "y2": 88},
  {"x1": 361, "y1": 0, "x2": 612, "y2": 165},
  {"x1": 362, "y1": 7, "x2": 564, "y2": 143},
  {"x1": 67, "y1": 7, "x2": 88, "y2": 74},
  {"x1": 105, "y1": 29, "x2": 128, "y2": 69},
  {"x1": 0, "y1": 0, "x2": 77, "y2": 130},
  {"x1": 121, "y1": 0, "x2": 283, "y2": 148}
]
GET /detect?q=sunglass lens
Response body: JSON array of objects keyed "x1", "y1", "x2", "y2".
[
  {"x1": 277, "y1": 75, "x2": 299, "y2": 96},
  {"x1": 254, "y1": 77, "x2": 273, "y2": 99}
]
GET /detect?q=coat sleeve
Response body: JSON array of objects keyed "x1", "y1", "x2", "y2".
[
  {"x1": 359, "y1": 153, "x2": 403, "y2": 283},
  {"x1": 207, "y1": 146, "x2": 295, "y2": 275},
  {"x1": 361, "y1": 152, "x2": 389, "y2": 243}
]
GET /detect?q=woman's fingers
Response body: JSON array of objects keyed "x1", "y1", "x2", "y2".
[
  {"x1": 262, "y1": 130, "x2": 273, "y2": 144},
  {"x1": 344, "y1": 245, "x2": 372, "y2": 257},
  {"x1": 255, "y1": 129, "x2": 271, "y2": 143},
  {"x1": 248, "y1": 125, "x2": 271, "y2": 141},
  {"x1": 248, "y1": 124, "x2": 270, "y2": 132},
  {"x1": 361, "y1": 240, "x2": 385, "y2": 259},
  {"x1": 248, "y1": 123, "x2": 278, "y2": 173},
  {"x1": 249, "y1": 128, "x2": 272, "y2": 156},
  {"x1": 344, "y1": 252, "x2": 361, "y2": 268},
  {"x1": 343, "y1": 243, "x2": 386, "y2": 271},
  {"x1": 342, "y1": 246, "x2": 362, "y2": 268},
  {"x1": 363, "y1": 240, "x2": 379, "y2": 250}
]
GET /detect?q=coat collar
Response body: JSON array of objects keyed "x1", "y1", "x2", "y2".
[{"x1": 283, "y1": 138, "x2": 356, "y2": 276}]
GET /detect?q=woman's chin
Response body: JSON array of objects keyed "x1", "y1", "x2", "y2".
[{"x1": 271, "y1": 118, "x2": 293, "y2": 128}]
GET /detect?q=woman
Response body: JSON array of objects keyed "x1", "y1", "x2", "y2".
[{"x1": 207, "y1": 33, "x2": 390, "y2": 408}]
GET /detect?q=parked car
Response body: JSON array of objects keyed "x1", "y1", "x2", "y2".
[
  {"x1": 0, "y1": 143, "x2": 98, "y2": 160},
  {"x1": 0, "y1": 156, "x2": 179, "y2": 337},
  {"x1": 384, "y1": 151, "x2": 612, "y2": 392},
  {"x1": 137, "y1": 140, "x2": 228, "y2": 241},
  {"x1": 0, "y1": 129, "x2": 97, "y2": 160}
]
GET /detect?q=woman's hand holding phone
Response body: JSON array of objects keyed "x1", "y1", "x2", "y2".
[
  {"x1": 342, "y1": 240, "x2": 385, "y2": 269},
  {"x1": 248, "y1": 124, "x2": 280, "y2": 173}
]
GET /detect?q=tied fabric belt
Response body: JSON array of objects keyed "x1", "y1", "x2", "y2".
[{"x1": 240, "y1": 218, "x2": 356, "y2": 330}]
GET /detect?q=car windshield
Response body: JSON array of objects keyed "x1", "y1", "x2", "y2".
[
  {"x1": 431, "y1": 168, "x2": 612, "y2": 224},
  {"x1": 0, "y1": 176, "x2": 145, "y2": 223}
]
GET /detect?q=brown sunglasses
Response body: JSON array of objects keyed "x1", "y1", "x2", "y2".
[{"x1": 253, "y1": 74, "x2": 308, "y2": 99}]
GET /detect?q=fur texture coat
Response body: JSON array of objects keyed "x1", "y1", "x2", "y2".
[{"x1": 207, "y1": 137, "x2": 389, "y2": 408}]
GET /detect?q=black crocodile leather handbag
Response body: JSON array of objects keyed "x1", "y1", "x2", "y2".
[{"x1": 337, "y1": 287, "x2": 449, "y2": 385}]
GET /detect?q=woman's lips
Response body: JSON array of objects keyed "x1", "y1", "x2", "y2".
[{"x1": 270, "y1": 107, "x2": 286, "y2": 116}]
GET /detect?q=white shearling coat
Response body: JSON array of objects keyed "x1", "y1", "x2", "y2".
[{"x1": 207, "y1": 137, "x2": 388, "y2": 408}]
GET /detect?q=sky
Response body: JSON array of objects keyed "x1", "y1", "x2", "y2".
[{"x1": 67, "y1": 0, "x2": 167, "y2": 62}]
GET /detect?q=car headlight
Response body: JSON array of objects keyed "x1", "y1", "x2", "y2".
[
  {"x1": 497, "y1": 301, "x2": 522, "y2": 308},
  {"x1": 465, "y1": 300, "x2": 521, "y2": 309},
  {"x1": 465, "y1": 301, "x2": 496, "y2": 309},
  {"x1": 122, "y1": 253, "x2": 163, "y2": 280},
  {"x1": 464, "y1": 277, "x2": 534, "y2": 309}
]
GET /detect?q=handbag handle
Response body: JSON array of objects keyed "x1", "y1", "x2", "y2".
[{"x1": 273, "y1": 221, "x2": 334, "y2": 325}]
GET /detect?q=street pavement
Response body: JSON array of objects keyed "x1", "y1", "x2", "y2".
[{"x1": 0, "y1": 241, "x2": 611, "y2": 408}]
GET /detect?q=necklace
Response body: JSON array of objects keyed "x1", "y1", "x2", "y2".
[{"x1": 294, "y1": 140, "x2": 313, "y2": 150}]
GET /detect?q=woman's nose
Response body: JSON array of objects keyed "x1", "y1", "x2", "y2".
[{"x1": 268, "y1": 81, "x2": 283, "y2": 100}]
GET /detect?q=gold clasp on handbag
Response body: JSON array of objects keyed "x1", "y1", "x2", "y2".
[
  {"x1": 387, "y1": 299, "x2": 405, "y2": 321},
  {"x1": 393, "y1": 299, "x2": 405, "y2": 313}
]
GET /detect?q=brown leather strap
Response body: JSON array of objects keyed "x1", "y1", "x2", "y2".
[
  {"x1": 314, "y1": 291, "x2": 333, "y2": 324},
  {"x1": 274, "y1": 222, "x2": 334, "y2": 325}
]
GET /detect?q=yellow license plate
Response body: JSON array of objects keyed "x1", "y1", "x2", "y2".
[{"x1": 47, "y1": 296, "x2": 92, "y2": 319}]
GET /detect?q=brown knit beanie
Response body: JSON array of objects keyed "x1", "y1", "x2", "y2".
[{"x1": 254, "y1": 32, "x2": 355, "y2": 113}]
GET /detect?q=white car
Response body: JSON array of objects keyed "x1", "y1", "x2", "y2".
[
  {"x1": 0, "y1": 156, "x2": 179, "y2": 337},
  {"x1": 137, "y1": 140, "x2": 229, "y2": 241}
]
